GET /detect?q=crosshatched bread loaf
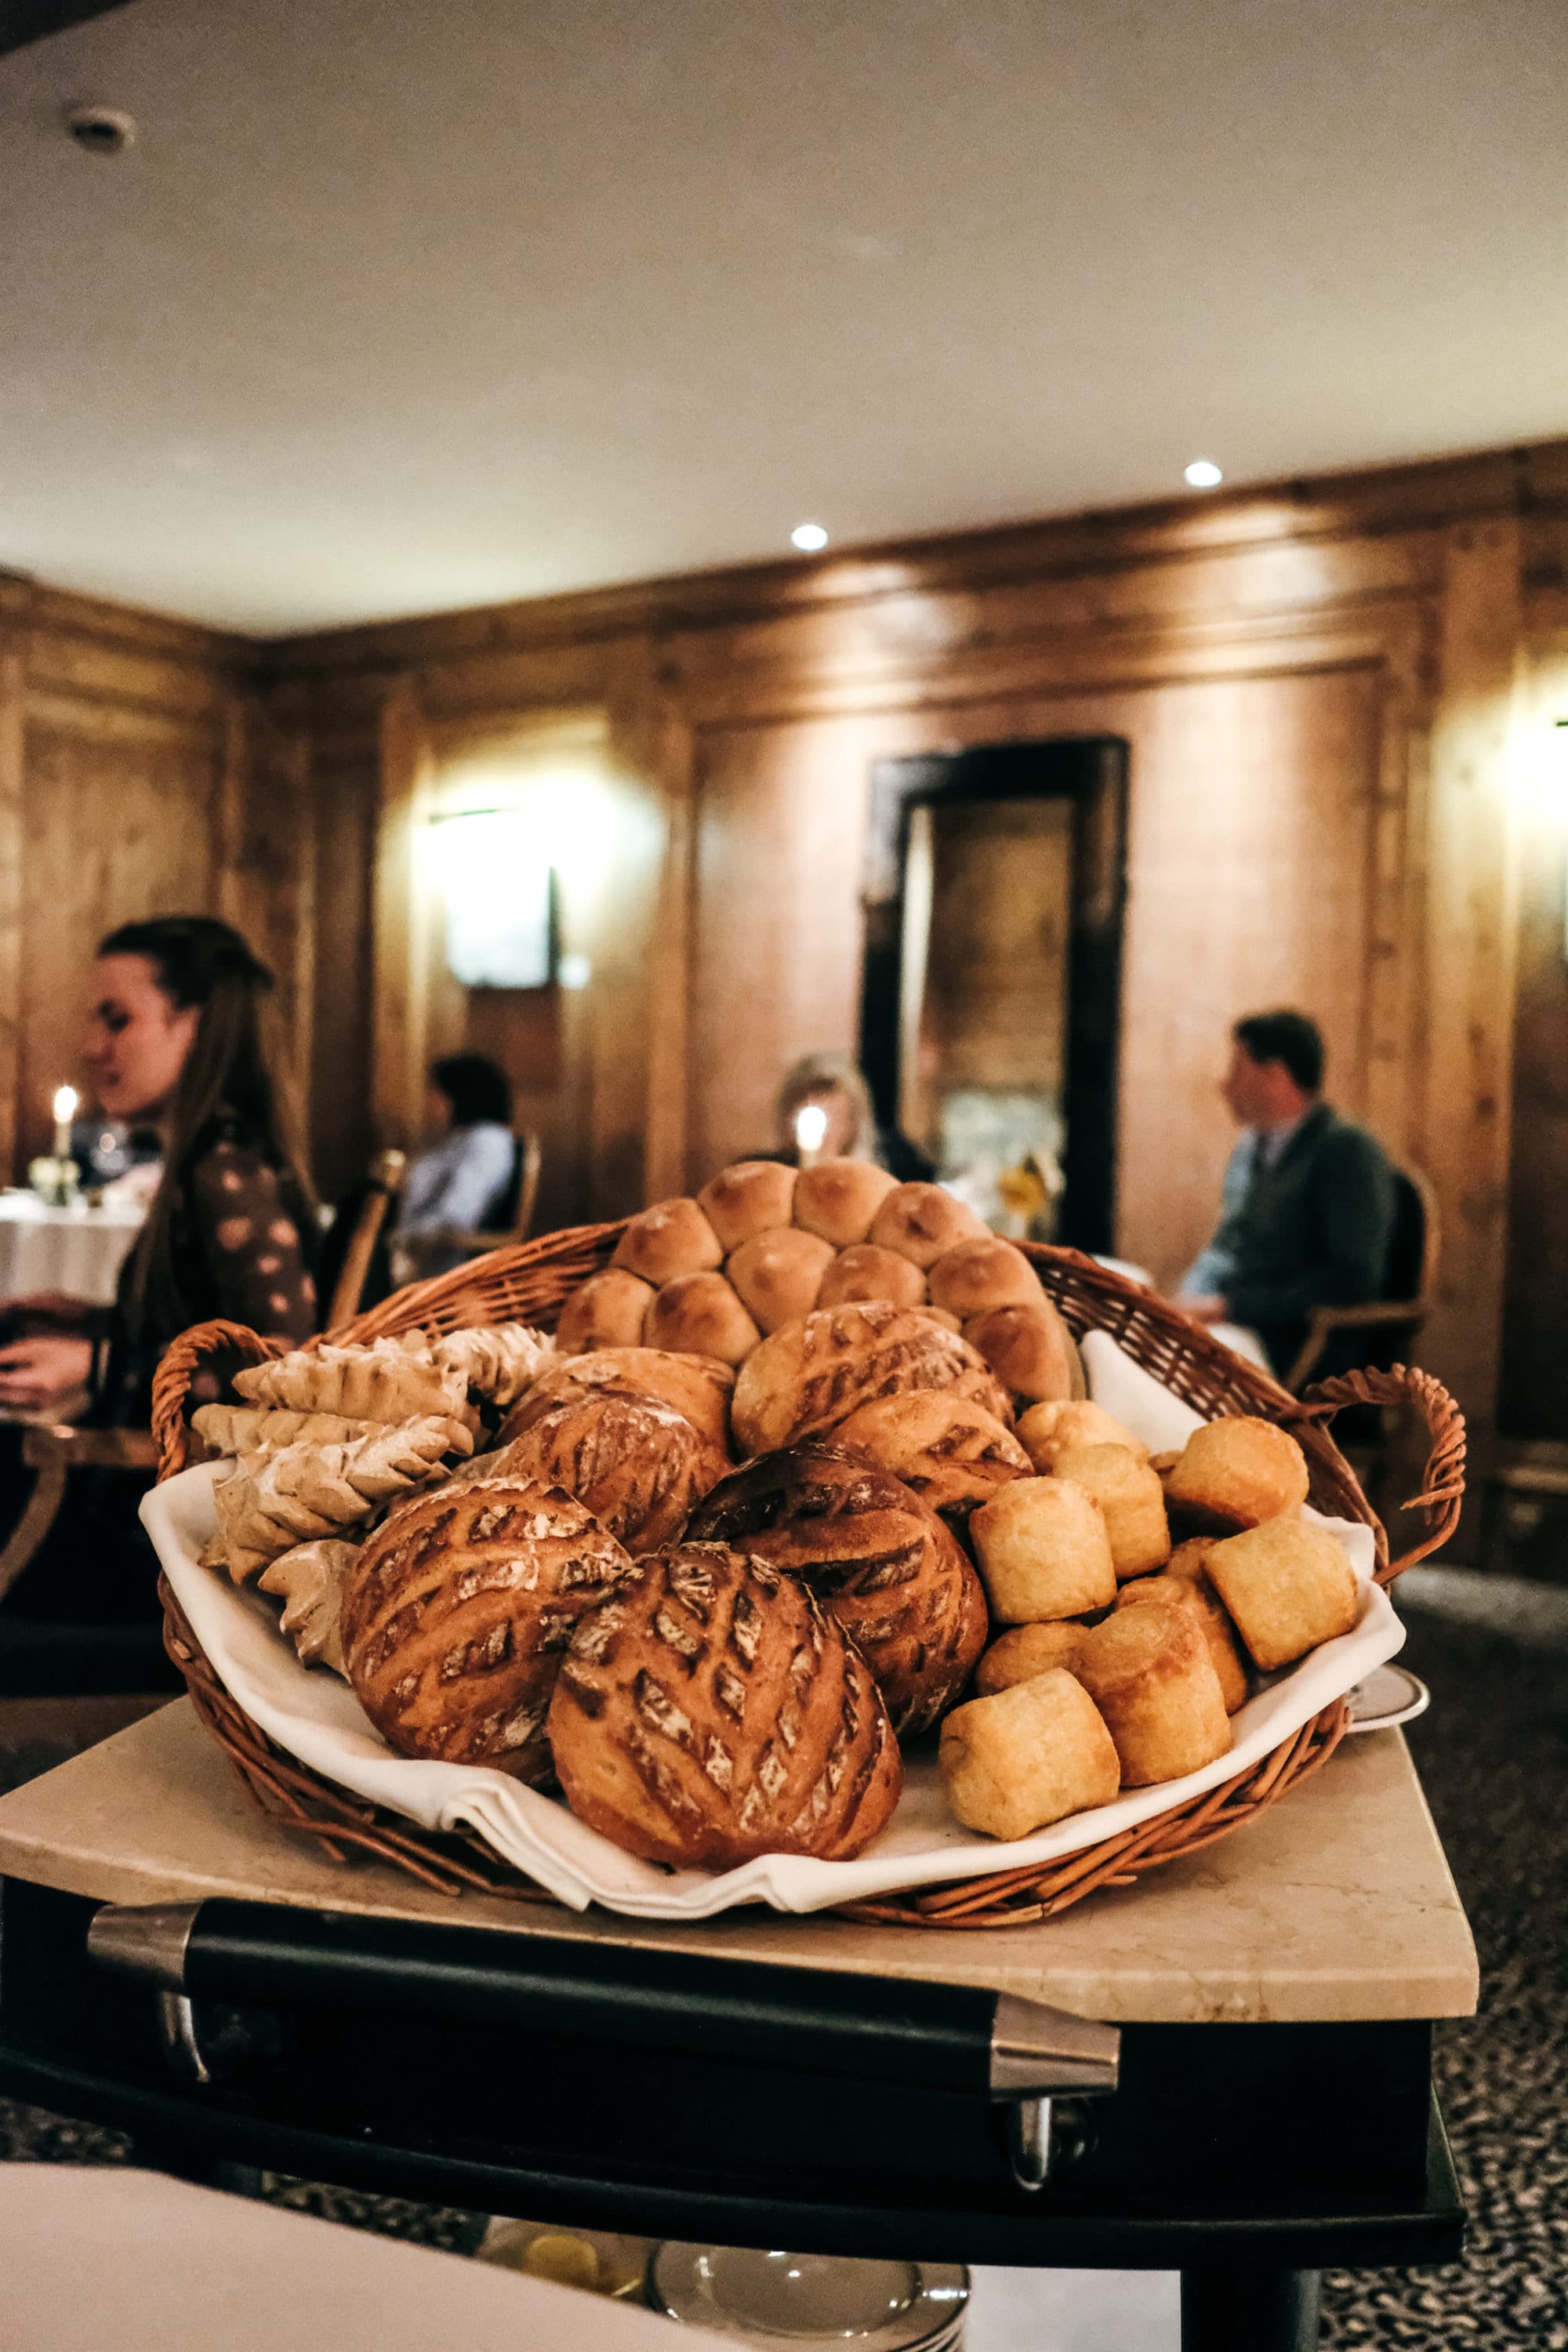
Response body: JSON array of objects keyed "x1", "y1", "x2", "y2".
[
  {"x1": 644, "y1": 1271, "x2": 761, "y2": 1365},
  {"x1": 556, "y1": 1269, "x2": 658, "y2": 1355},
  {"x1": 833, "y1": 1391, "x2": 1030, "y2": 1522},
  {"x1": 502, "y1": 1390, "x2": 728, "y2": 1552},
  {"x1": 725, "y1": 1228, "x2": 837, "y2": 1334},
  {"x1": 341, "y1": 1478, "x2": 634, "y2": 1785},
  {"x1": 867, "y1": 1181, "x2": 989, "y2": 1269},
  {"x1": 790, "y1": 1159, "x2": 898, "y2": 1247},
  {"x1": 499, "y1": 1347, "x2": 735, "y2": 1454},
  {"x1": 815, "y1": 1242, "x2": 928, "y2": 1312},
  {"x1": 611, "y1": 1196, "x2": 724, "y2": 1285},
  {"x1": 688, "y1": 1441, "x2": 989, "y2": 1736},
  {"x1": 696, "y1": 1160, "x2": 798, "y2": 1251},
  {"x1": 729, "y1": 1301, "x2": 1011, "y2": 1457},
  {"x1": 547, "y1": 1541, "x2": 902, "y2": 1867}
]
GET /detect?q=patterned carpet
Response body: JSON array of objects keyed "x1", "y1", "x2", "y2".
[{"x1": 2, "y1": 1568, "x2": 1564, "y2": 2347}]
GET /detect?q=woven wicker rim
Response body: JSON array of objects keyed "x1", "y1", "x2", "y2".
[{"x1": 151, "y1": 1227, "x2": 1466, "y2": 1929}]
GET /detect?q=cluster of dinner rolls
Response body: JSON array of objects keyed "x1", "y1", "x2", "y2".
[{"x1": 555, "y1": 1160, "x2": 1082, "y2": 1410}]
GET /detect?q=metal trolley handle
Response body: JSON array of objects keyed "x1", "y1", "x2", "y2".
[{"x1": 87, "y1": 1900, "x2": 1120, "y2": 2190}]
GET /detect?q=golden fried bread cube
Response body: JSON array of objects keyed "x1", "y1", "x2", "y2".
[
  {"x1": 1075, "y1": 1603, "x2": 1232, "y2": 1786},
  {"x1": 938, "y1": 1669, "x2": 1120, "y2": 1840},
  {"x1": 1203, "y1": 1517, "x2": 1359, "y2": 1672},
  {"x1": 1052, "y1": 1443, "x2": 1171, "y2": 1581},
  {"x1": 969, "y1": 1477, "x2": 1116, "y2": 1622},
  {"x1": 1115, "y1": 1567, "x2": 1250, "y2": 1715},
  {"x1": 1016, "y1": 1398, "x2": 1150, "y2": 1473},
  {"x1": 974, "y1": 1621, "x2": 1091, "y2": 1696},
  {"x1": 1164, "y1": 1416, "x2": 1310, "y2": 1533}
]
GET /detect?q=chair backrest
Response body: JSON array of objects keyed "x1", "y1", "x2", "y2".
[
  {"x1": 1384, "y1": 1164, "x2": 1439, "y2": 1305},
  {"x1": 480, "y1": 1129, "x2": 542, "y2": 1245},
  {"x1": 325, "y1": 1149, "x2": 407, "y2": 1331}
]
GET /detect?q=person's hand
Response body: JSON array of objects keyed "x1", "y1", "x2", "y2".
[
  {"x1": 0, "y1": 1290, "x2": 94, "y2": 1331},
  {"x1": 1178, "y1": 1293, "x2": 1229, "y2": 1327},
  {"x1": 0, "y1": 1335, "x2": 94, "y2": 1411}
]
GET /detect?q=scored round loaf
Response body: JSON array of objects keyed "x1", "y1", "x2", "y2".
[
  {"x1": 696, "y1": 1160, "x2": 799, "y2": 1252},
  {"x1": 730, "y1": 1301, "x2": 1011, "y2": 1458},
  {"x1": 501, "y1": 1389, "x2": 728, "y2": 1552},
  {"x1": 868, "y1": 1181, "x2": 989, "y2": 1269},
  {"x1": 342, "y1": 1477, "x2": 634, "y2": 1786},
  {"x1": 833, "y1": 1390, "x2": 1031, "y2": 1522},
  {"x1": 496, "y1": 1347, "x2": 735, "y2": 1454},
  {"x1": 927, "y1": 1236, "x2": 1043, "y2": 1319},
  {"x1": 1073, "y1": 1602, "x2": 1232, "y2": 1786},
  {"x1": 644, "y1": 1271, "x2": 762, "y2": 1366},
  {"x1": 547, "y1": 1541, "x2": 902, "y2": 1868},
  {"x1": 1017, "y1": 1398, "x2": 1150, "y2": 1474},
  {"x1": 725, "y1": 1227, "x2": 837, "y2": 1335},
  {"x1": 790, "y1": 1159, "x2": 899, "y2": 1247},
  {"x1": 688, "y1": 1441, "x2": 989, "y2": 1737},
  {"x1": 1163, "y1": 1417, "x2": 1311, "y2": 1534},
  {"x1": 815, "y1": 1243, "x2": 928, "y2": 1312},
  {"x1": 556, "y1": 1269, "x2": 658, "y2": 1356},
  {"x1": 962, "y1": 1301, "x2": 1078, "y2": 1403},
  {"x1": 611, "y1": 1196, "x2": 724, "y2": 1286}
]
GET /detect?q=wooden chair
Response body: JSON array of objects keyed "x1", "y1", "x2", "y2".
[
  {"x1": 390, "y1": 1128, "x2": 541, "y2": 1289},
  {"x1": 324, "y1": 1148, "x2": 408, "y2": 1330},
  {"x1": 1283, "y1": 1166, "x2": 1440, "y2": 1393}
]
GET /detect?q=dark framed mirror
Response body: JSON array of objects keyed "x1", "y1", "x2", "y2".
[{"x1": 858, "y1": 737, "x2": 1128, "y2": 1252}]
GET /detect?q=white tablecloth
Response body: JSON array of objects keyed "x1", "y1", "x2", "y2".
[{"x1": 0, "y1": 1193, "x2": 145, "y2": 1304}]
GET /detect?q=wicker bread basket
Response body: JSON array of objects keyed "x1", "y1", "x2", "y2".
[{"x1": 151, "y1": 1227, "x2": 1465, "y2": 1929}]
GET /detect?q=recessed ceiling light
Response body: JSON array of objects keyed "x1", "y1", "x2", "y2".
[
  {"x1": 790, "y1": 522, "x2": 829, "y2": 551},
  {"x1": 1183, "y1": 459, "x2": 1223, "y2": 489}
]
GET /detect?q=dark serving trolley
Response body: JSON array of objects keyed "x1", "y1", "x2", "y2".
[{"x1": 0, "y1": 1701, "x2": 1475, "y2": 2352}]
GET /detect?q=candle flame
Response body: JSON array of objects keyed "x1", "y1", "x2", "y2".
[
  {"x1": 53, "y1": 1086, "x2": 78, "y2": 1123},
  {"x1": 794, "y1": 1104, "x2": 828, "y2": 1152}
]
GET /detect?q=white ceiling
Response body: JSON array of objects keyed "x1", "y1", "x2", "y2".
[{"x1": 2, "y1": 0, "x2": 1566, "y2": 637}]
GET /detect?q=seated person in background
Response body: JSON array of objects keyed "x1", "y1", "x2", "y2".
[
  {"x1": 397, "y1": 1054, "x2": 517, "y2": 1268},
  {"x1": 775, "y1": 1051, "x2": 936, "y2": 1182},
  {"x1": 1177, "y1": 1009, "x2": 1396, "y2": 1381},
  {"x1": 0, "y1": 915, "x2": 317, "y2": 1629}
]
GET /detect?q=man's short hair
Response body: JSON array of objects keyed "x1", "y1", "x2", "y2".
[{"x1": 1232, "y1": 1010, "x2": 1324, "y2": 1092}]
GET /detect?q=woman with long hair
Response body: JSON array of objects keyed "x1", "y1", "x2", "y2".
[{"x1": 0, "y1": 917, "x2": 317, "y2": 1640}]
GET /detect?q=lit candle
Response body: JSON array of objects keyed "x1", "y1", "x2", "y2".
[
  {"x1": 794, "y1": 1102, "x2": 829, "y2": 1167},
  {"x1": 53, "y1": 1085, "x2": 78, "y2": 1163}
]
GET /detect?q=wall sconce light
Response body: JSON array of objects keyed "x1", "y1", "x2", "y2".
[{"x1": 428, "y1": 807, "x2": 556, "y2": 989}]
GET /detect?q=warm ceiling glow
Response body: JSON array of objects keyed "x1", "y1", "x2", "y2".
[
  {"x1": 790, "y1": 522, "x2": 829, "y2": 551},
  {"x1": 1183, "y1": 459, "x2": 1224, "y2": 488}
]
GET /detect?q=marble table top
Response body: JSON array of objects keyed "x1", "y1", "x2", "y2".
[{"x1": 0, "y1": 1700, "x2": 1476, "y2": 2024}]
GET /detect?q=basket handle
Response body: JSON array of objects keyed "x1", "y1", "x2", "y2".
[
  {"x1": 151, "y1": 1319, "x2": 287, "y2": 1482},
  {"x1": 1280, "y1": 1363, "x2": 1466, "y2": 1582}
]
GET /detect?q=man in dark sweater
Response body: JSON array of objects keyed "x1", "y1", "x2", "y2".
[{"x1": 1178, "y1": 1010, "x2": 1397, "y2": 1381}]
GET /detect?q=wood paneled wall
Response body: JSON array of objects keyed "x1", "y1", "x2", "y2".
[{"x1": 11, "y1": 437, "x2": 1568, "y2": 1459}]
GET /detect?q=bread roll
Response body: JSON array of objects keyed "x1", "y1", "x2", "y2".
[
  {"x1": 696, "y1": 1160, "x2": 798, "y2": 1251},
  {"x1": 556, "y1": 1269, "x2": 659, "y2": 1355},
  {"x1": 834, "y1": 1391, "x2": 1030, "y2": 1522},
  {"x1": 868, "y1": 1181, "x2": 989, "y2": 1269},
  {"x1": 548, "y1": 1542, "x2": 902, "y2": 1867},
  {"x1": 644, "y1": 1271, "x2": 762, "y2": 1366},
  {"x1": 1074, "y1": 1603, "x2": 1232, "y2": 1786},
  {"x1": 916, "y1": 1305, "x2": 963, "y2": 1333},
  {"x1": 730, "y1": 1301, "x2": 1011, "y2": 1458},
  {"x1": 611, "y1": 1196, "x2": 724, "y2": 1285},
  {"x1": 791, "y1": 1159, "x2": 898, "y2": 1247},
  {"x1": 939, "y1": 1671, "x2": 1120, "y2": 1840},
  {"x1": 503, "y1": 1390, "x2": 728, "y2": 1552},
  {"x1": 1115, "y1": 1566, "x2": 1250, "y2": 1714},
  {"x1": 499, "y1": 1347, "x2": 734, "y2": 1453},
  {"x1": 342, "y1": 1479, "x2": 633, "y2": 1784},
  {"x1": 725, "y1": 1228, "x2": 836, "y2": 1334},
  {"x1": 1164, "y1": 1417, "x2": 1311, "y2": 1534},
  {"x1": 963, "y1": 1301, "x2": 1077, "y2": 1403},
  {"x1": 815, "y1": 1243, "x2": 928, "y2": 1312},
  {"x1": 969, "y1": 1477, "x2": 1116, "y2": 1622},
  {"x1": 1052, "y1": 1443, "x2": 1171, "y2": 1580},
  {"x1": 1203, "y1": 1518, "x2": 1359, "y2": 1671},
  {"x1": 1016, "y1": 1399, "x2": 1151, "y2": 1474},
  {"x1": 974, "y1": 1621, "x2": 1090, "y2": 1696},
  {"x1": 688, "y1": 1442, "x2": 988, "y2": 1736},
  {"x1": 927, "y1": 1236, "x2": 1042, "y2": 1318}
]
